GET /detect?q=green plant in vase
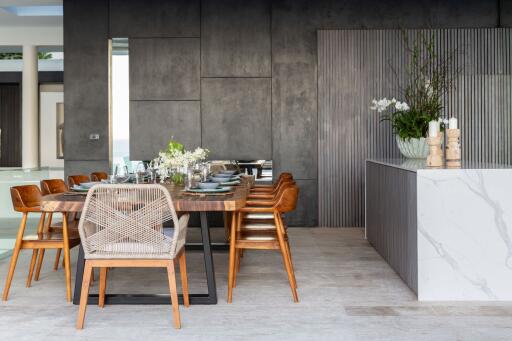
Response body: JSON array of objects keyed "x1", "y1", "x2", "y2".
[{"x1": 371, "y1": 32, "x2": 459, "y2": 158}]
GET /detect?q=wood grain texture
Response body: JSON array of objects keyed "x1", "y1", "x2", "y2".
[{"x1": 41, "y1": 184, "x2": 249, "y2": 213}]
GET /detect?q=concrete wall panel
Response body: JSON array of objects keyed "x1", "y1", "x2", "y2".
[
  {"x1": 130, "y1": 101, "x2": 201, "y2": 160},
  {"x1": 201, "y1": 78, "x2": 272, "y2": 160},
  {"x1": 130, "y1": 38, "x2": 200, "y2": 100},
  {"x1": 201, "y1": 0, "x2": 271, "y2": 77}
]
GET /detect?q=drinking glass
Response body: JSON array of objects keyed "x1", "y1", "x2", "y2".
[
  {"x1": 148, "y1": 160, "x2": 158, "y2": 183},
  {"x1": 201, "y1": 163, "x2": 210, "y2": 182},
  {"x1": 135, "y1": 162, "x2": 146, "y2": 184},
  {"x1": 114, "y1": 164, "x2": 129, "y2": 183}
]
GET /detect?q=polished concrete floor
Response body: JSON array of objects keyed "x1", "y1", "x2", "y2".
[{"x1": 1, "y1": 228, "x2": 512, "y2": 340}]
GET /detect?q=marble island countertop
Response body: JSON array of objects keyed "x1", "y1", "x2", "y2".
[
  {"x1": 366, "y1": 158, "x2": 512, "y2": 301},
  {"x1": 367, "y1": 158, "x2": 512, "y2": 172}
]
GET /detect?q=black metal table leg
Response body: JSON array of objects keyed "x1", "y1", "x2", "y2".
[
  {"x1": 72, "y1": 245, "x2": 86, "y2": 305},
  {"x1": 199, "y1": 211, "x2": 217, "y2": 304},
  {"x1": 72, "y1": 211, "x2": 222, "y2": 305}
]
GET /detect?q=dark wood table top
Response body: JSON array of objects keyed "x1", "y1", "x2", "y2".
[{"x1": 41, "y1": 183, "x2": 249, "y2": 213}]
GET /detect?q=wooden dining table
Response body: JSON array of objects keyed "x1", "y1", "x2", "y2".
[{"x1": 40, "y1": 182, "x2": 249, "y2": 305}]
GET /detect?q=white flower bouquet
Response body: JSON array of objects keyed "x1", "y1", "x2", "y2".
[{"x1": 152, "y1": 140, "x2": 209, "y2": 184}]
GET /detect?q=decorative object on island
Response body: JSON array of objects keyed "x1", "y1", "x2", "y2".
[
  {"x1": 152, "y1": 139, "x2": 209, "y2": 185},
  {"x1": 445, "y1": 118, "x2": 461, "y2": 168},
  {"x1": 426, "y1": 119, "x2": 445, "y2": 168},
  {"x1": 370, "y1": 32, "x2": 461, "y2": 159}
]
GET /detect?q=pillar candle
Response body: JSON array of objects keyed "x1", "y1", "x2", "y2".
[
  {"x1": 428, "y1": 121, "x2": 438, "y2": 137},
  {"x1": 449, "y1": 117, "x2": 458, "y2": 129}
]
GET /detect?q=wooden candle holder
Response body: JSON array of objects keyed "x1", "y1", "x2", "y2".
[
  {"x1": 427, "y1": 135, "x2": 444, "y2": 168},
  {"x1": 446, "y1": 128, "x2": 461, "y2": 168}
]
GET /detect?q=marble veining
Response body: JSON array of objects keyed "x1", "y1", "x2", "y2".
[{"x1": 417, "y1": 168, "x2": 512, "y2": 301}]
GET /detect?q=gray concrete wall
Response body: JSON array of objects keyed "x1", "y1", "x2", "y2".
[
  {"x1": 64, "y1": 0, "x2": 507, "y2": 226},
  {"x1": 64, "y1": 0, "x2": 110, "y2": 177}
]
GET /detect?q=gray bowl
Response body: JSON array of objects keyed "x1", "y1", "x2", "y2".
[
  {"x1": 214, "y1": 173, "x2": 232, "y2": 178},
  {"x1": 220, "y1": 170, "x2": 237, "y2": 175},
  {"x1": 198, "y1": 182, "x2": 220, "y2": 189}
]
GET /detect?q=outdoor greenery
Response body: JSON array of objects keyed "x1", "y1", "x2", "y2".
[{"x1": 0, "y1": 52, "x2": 53, "y2": 60}]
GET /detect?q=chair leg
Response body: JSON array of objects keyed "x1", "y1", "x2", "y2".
[
  {"x1": 76, "y1": 261, "x2": 93, "y2": 329},
  {"x1": 277, "y1": 217, "x2": 297, "y2": 289},
  {"x1": 98, "y1": 267, "x2": 107, "y2": 308},
  {"x1": 166, "y1": 261, "x2": 181, "y2": 329},
  {"x1": 178, "y1": 251, "x2": 189, "y2": 307},
  {"x1": 236, "y1": 249, "x2": 242, "y2": 272},
  {"x1": 233, "y1": 248, "x2": 240, "y2": 288},
  {"x1": 2, "y1": 213, "x2": 28, "y2": 301},
  {"x1": 62, "y1": 214, "x2": 72, "y2": 302},
  {"x1": 34, "y1": 249, "x2": 45, "y2": 281},
  {"x1": 53, "y1": 249, "x2": 61, "y2": 271},
  {"x1": 275, "y1": 216, "x2": 298, "y2": 303},
  {"x1": 285, "y1": 239, "x2": 297, "y2": 289},
  {"x1": 26, "y1": 249, "x2": 38, "y2": 288},
  {"x1": 227, "y1": 212, "x2": 238, "y2": 303},
  {"x1": 28, "y1": 212, "x2": 47, "y2": 286},
  {"x1": 35, "y1": 212, "x2": 53, "y2": 279}
]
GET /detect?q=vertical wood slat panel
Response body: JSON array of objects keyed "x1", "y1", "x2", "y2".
[
  {"x1": 0, "y1": 84, "x2": 21, "y2": 167},
  {"x1": 318, "y1": 28, "x2": 512, "y2": 227}
]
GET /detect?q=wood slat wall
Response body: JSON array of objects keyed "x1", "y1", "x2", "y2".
[
  {"x1": 318, "y1": 28, "x2": 512, "y2": 227},
  {"x1": 0, "y1": 84, "x2": 21, "y2": 167}
]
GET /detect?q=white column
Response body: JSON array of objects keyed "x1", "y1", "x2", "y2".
[{"x1": 22, "y1": 45, "x2": 39, "y2": 169}]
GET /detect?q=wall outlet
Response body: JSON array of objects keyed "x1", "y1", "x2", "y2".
[{"x1": 89, "y1": 133, "x2": 100, "y2": 140}]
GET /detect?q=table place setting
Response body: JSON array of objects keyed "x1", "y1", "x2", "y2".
[{"x1": 182, "y1": 169, "x2": 243, "y2": 196}]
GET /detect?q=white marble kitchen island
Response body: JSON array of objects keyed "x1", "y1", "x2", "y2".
[{"x1": 366, "y1": 159, "x2": 512, "y2": 301}]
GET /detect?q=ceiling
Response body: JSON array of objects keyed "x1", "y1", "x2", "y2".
[{"x1": 0, "y1": 0, "x2": 62, "y2": 27}]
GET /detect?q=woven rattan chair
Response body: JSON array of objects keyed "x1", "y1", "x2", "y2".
[{"x1": 76, "y1": 184, "x2": 190, "y2": 329}]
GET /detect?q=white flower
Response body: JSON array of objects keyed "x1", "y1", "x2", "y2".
[
  {"x1": 191, "y1": 147, "x2": 209, "y2": 162},
  {"x1": 370, "y1": 98, "x2": 393, "y2": 113},
  {"x1": 394, "y1": 101, "x2": 410, "y2": 111},
  {"x1": 153, "y1": 146, "x2": 210, "y2": 178},
  {"x1": 371, "y1": 97, "x2": 409, "y2": 112}
]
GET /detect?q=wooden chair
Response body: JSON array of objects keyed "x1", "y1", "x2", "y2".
[
  {"x1": 90, "y1": 171, "x2": 108, "y2": 182},
  {"x1": 2, "y1": 185, "x2": 81, "y2": 302},
  {"x1": 250, "y1": 172, "x2": 293, "y2": 193},
  {"x1": 39, "y1": 179, "x2": 79, "y2": 273},
  {"x1": 223, "y1": 177, "x2": 294, "y2": 241},
  {"x1": 76, "y1": 184, "x2": 190, "y2": 329},
  {"x1": 68, "y1": 174, "x2": 90, "y2": 188},
  {"x1": 228, "y1": 185, "x2": 300, "y2": 303}
]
